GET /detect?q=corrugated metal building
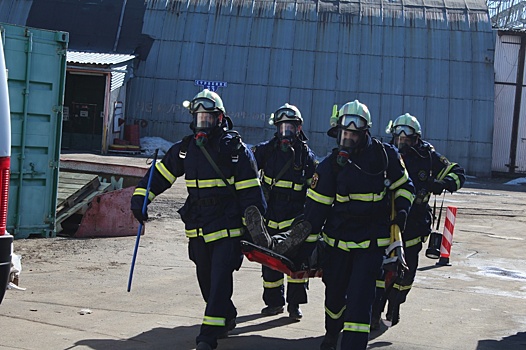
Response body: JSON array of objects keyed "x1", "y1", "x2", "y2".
[
  {"x1": 127, "y1": 0, "x2": 495, "y2": 176},
  {"x1": 0, "y1": 0, "x2": 496, "y2": 176}
]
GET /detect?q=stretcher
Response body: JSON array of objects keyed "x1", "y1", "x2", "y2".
[{"x1": 240, "y1": 240, "x2": 323, "y2": 279}]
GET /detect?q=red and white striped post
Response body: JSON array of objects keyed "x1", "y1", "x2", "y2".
[{"x1": 436, "y1": 206, "x2": 457, "y2": 266}]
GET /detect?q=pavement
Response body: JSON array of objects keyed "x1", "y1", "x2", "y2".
[{"x1": 1, "y1": 153, "x2": 526, "y2": 350}]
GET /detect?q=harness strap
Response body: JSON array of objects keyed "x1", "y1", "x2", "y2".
[{"x1": 198, "y1": 144, "x2": 238, "y2": 198}]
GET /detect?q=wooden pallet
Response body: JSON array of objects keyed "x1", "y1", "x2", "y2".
[{"x1": 56, "y1": 172, "x2": 112, "y2": 234}]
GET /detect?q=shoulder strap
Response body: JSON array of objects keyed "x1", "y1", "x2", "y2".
[
  {"x1": 179, "y1": 135, "x2": 193, "y2": 159},
  {"x1": 269, "y1": 156, "x2": 293, "y2": 189},
  {"x1": 199, "y1": 144, "x2": 238, "y2": 198}
]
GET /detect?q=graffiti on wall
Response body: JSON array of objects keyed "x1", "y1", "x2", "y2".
[{"x1": 132, "y1": 101, "x2": 269, "y2": 123}]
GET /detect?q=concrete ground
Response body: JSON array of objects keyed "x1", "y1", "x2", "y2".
[{"x1": 1, "y1": 153, "x2": 526, "y2": 350}]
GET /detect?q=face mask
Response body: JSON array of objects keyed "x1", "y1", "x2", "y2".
[
  {"x1": 338, "y1": 129, "x2": 364, "y2": 152},
  {"x1": 394, "y1": 133, "x2": 415, "y2": 153},
  {"x1": 278, "y1": 123, "x2": 298, "y2": 151}
]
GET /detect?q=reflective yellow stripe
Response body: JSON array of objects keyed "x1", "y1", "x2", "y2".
[
  {"x1": 263, "y1": 278, "x2": 284, "y2": 288},
  {"x1": 287, "y1": 276, "x2": 308, "y2": 283},
  {"x1": 267, "y1": 218, "x2": 294, "y2": 230},
  {"x1": 376, "y1": 279, "x2": 385, "y2": 288},
  {"x1": 293, "y1": 183, "x2": 303, "y2": 191},
  {"x1": 322, "y1": 233, "x2": 370, "y2": 251},
  {"x1": 307, "y1": 188, "x2": 334, "y2": 205},
  {"x1": 377, "y1": 237, "x2": 391, "y2": 247},
  {"x1": 336, "y1": 188, "x2": 386, "y2": 203},
  {"x1": 405, "y1": 236, "x2": 421, "y2": 248},
  {"x1": 343, "y1": 322, "x2": 370, "y2": 333},
  {"x1": 395, "y1": 188, "x2": 414, "y2": 203},
  {"x1": 436, "y1": 163, "x2": 456, "y2": 181},
  {"x1": 185, "y1": 227, "x2": 243, "y2": 242},
  {"x1": 203, "y1": 316, "x2": 226, "y2": 327},
  {"x1": 447, "y1": 173, "x2": 461, "y2": 189},
  {"x1": 133, "y1": 188, "x2": 155, "y2": 201},
  {"x1": 155, "y1": 161, "x2": 176, "y2": 184},
  {"x1": 393, "y1": 282, "x2": 412, "y2": 291},
  {"x1": 235, "y1": 177, "x2": 260, "y2": 190},
  {"x1": 263, "y1": 175, "x2": 303, "y2": 191},
  {"x1": 185, "y1": 177, "x2": 234, "y2": 188},
  {"x1": 305, "y1": 233, "x2": 319, "y2": 243},
  {"x1": 325, "y1": 305, "x2": 346, "y2": 320},
  {"x1": 389, "y1": 169, "x2": 410, "y2": 190}
]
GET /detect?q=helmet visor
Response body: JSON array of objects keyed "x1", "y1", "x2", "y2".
[
  {"x1": 338, "y1": 129, "x2": 362, "y2": 149},
  {"x1": 340, "y1": 115, "x2": 368, "y2": 130},
  {"x1": 393, "y1": 125, "x2": 415, "y2": 136},
  {"x1": 191, "y1": 98, "x2": 216, "y2": 112},
  {"x1": 195, "y1": 112, "x2": 217, "y2": 129},
  {"x1": 278, "y1": 122, "x2": 298, "y2": 139},
  {"x1": 274, "y1": 108, "x2": 297, "y2": 123}
]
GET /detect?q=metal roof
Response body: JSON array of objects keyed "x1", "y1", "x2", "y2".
[{"x1": 66, "y1": 51, "x2": 136, "y2": 66}]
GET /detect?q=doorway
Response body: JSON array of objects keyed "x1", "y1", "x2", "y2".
[{"x1": 62, "y1": 72, "x2": 107, "y2": 152}]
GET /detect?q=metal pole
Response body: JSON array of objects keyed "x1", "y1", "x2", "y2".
[{"x1": 127, "y1": 149, "x2": 158, "y2": 292}]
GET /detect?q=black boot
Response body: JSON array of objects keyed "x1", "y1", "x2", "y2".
[
  {"x1": 386, "y1": 302, "x2": 400, "y2": 327},
  {"x1": 287, "y1": 303, "x2": 303, "y2": 321},
  {"x1": 371, "y1": 299, "x2": 383, "y2": 330},
  {"x1": 274, "y1": 220, "x2": 312, "y2": 255},
  {"x1": 244, "y1": 205, "x2": 272, "y2": 248},
  {"x1": 261, "y1": 305, "x2": 285, "y2": 316}
]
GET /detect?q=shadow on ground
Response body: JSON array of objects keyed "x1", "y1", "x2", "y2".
[
  {"x1": 477, "y1": 331, "x2": 526, "y2": 350},
  {"x1": 70, "y1": 314, "x2": 323, "y2": 350}
]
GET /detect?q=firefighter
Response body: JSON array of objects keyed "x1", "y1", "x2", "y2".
[
  {"x1": 247, "y1": 103, "x2": 318, "y2": 320},
  {"x1": 371, "y1": 113, "x2": 466, "y2": 329},
  {"x1": 303, "y1": 100, "x2": 414, "y2": 350},
  {"x1": 130, "y1": 89, "x2": 266, "y2": 350}
]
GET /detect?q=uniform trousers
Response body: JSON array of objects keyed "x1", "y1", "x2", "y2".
[{"x1": 189, "y1": 236, "x2": 243, "y2": 348}]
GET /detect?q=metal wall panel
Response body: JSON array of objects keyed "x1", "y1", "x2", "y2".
[
  {"x1": 494, "y1": 36, "x2": 520, "y2": 83},
  {"x1": 0, "y1": 0, "x2": 32, "y2": 26},
  {"x1": 132, "y1": 0, "x2": 495, "y2": 176},
  {"x1": 492, "y1": 83, "x2": 514, "y2": 172}
]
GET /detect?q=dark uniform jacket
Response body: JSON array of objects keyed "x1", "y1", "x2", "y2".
[
  {"x1": 131, "y1": 131, "x2": 266, "y2": 243},
  {"x1": 304, "y1": 136, "x2": 415, "y2": 250},
  {"x1": 252, "y1": 137, "x2": 317, "y2": 240},
  {"x1": 402, "y1": 140, "x2": 466, "y2": 243}
]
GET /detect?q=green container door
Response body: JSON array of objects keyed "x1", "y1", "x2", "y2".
[{"x1": 1, "y1": 23, "x2": 69, "y2": 239}]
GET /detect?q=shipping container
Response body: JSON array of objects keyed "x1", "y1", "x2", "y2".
[{"x1": 0, "y1": 22, "x2": 68, "y2": 238}]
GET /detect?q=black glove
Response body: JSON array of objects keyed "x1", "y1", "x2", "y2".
[
  {"x1": 429, "y1": 179, "x2": 446, "y2": 195},
  {"x1": 132, "y1": 208, "x2": 148, "y2": 225},
  {"x1": 391, "y1": 209, "x2": 408, "y2": 233},
  {"x1": 394, "y1": 246, "x2": 408, "y2": 275}
]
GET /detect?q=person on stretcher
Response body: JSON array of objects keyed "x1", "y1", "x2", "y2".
[{"x1": 244, "y1": 205, "x2": 320, "y2": 270}]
